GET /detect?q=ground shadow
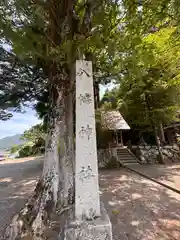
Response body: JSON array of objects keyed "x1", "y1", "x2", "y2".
[
  {"x1": 0, "y1": 156, "x2": 43, "y2": 186},
  {"x1": 99, "y1": 169, "x2": 180, "y2": 240},
  {"x1": 0, "y1": 157, "x2": 43, "y2": 238},
  {"x1": 129, "y1": 164, "x2": 180, "y2": 190}
]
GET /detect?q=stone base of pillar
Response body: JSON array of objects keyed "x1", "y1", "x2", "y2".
[{"x1": 60, "y1": 202, "x2": 112, "y2": 240}]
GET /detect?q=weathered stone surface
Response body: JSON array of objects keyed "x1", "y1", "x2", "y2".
[
  {"x1": 61, "y1": 203, "x2": 112, "y2": 240},
  {"x1": 60, "y1": 60, "x2": 112, "y2": 240},
  {"x1": 75, "y1": 60, "x2": 100, "y2": 220}
]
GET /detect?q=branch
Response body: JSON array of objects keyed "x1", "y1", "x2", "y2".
[{"x1": 81, "y1": 0, "x2": 101, "y2": 36}]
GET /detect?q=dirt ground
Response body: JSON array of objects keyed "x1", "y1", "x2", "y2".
[
  {"x1": 0, "y1": 157, "x2": 43, "y2": 239},
  {"x1": 127, "y1": 164, "x2": 180, "y2": 191},
  {"x1": 0, "y1": 158, "x2": 180, "y2": 239},
  {"x1": 100, "y1": 169, "x2": 180, "y2": 240}
]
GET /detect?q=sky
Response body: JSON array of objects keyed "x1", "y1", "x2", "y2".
[
  {"x1": 0, "y1": 83, "x2": 114, "y2": 139},
  {"x1": 0, "y1": 108, "x2": 41, "y2": 139}
]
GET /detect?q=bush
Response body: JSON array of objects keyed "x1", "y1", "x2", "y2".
[
  {"x1": 10, "y1": 145, "x2": 21, "y2": 154},
  {"x1": 105, "y1": 156, "x2": 121, "y2": 169},
  {"x1": 18, "y1": 143, "x2": 45, "y2": 158},
  {"x1": 18, "y1": 145, "x2": 33, "y2": 158}
]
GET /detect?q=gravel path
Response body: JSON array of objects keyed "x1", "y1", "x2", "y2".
[
  {"x1": 0, "y1": 157, "x2": 43, "y2": 238},
  {"x1": 100, "y1": 169, "x2": 180, "y2": 240}
]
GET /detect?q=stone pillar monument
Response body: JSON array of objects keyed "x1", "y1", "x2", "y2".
[
  {"x1": 75, "y1": 60, "x2": 100, "y2": 220},
  {"x1": 62, "y1": 60, "x2": 112, "y2": 240}
]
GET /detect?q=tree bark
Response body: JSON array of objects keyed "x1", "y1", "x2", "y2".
[
  {"x1": 145, "y1": 92, "x2": 164, "y2": 164},
  {"x1": 139, "y1": 131, "x2": 147, "y2": 146},
  {"x1": 31, "y1": 73, "x2": 75, "y2": 237},
  {"x1": 59, "y1": 87, "x2": 74, "y2": 207},
  {"x1": 154, "y1": 127, "x2": 165, "y2": 164},
  {"x1": 159, "y1": 123, "x2": 166, "y2": 145},
  {"x1": 4, "y1": 74, "x2": 74, "y2": 239}
]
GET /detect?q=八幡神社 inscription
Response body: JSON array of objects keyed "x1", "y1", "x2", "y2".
[
  {"x1": 75, "y1": 60, "x2": 100, "y2": 220},
  {"x1": 77, "y1": 165, "x2": 95, "y2": 182},
  {"x1": 79, "y1": 124, "x2": 93, "y2": 140},
  {"x1": 76, "y1": 67, "x2": 91, "y2": 77},
  {"x1": 78, "y1": 93, "x2": 92, "y2": 105}
]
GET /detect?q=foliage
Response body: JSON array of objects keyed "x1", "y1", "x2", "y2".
[
  {"x1": 18, "y1": 145, "x2": 32, "y2": 158},
  {"x1": 0, "y1": 45, "x2": 46, "y2": 120},
  {"x1": 9, "y1": 124, "x2": 46, "y2": 157},
  {"x1": 96, "y1": 123, "x2": 113, "y2": 149},
  {"x1": 21, "y1": 123, "x2": 46, "y2": 143},
  {"x1": 18, "y1": 143, "x2": 45, "y2": 158},
  {"x1": 10, "y1": 144, "x2": 21, "y2": 154},
  {"x1": 117, "y1": 26, "x2": 180, "y2": 130},
  {"x1": 0, "y1": 0, "x2": 176, "y2": 121},
  {"x1": 100, "y1": 88, "x2": 118, "y2": 109},
  {"x1": 19, "y1": 124, "x2": 46, "y2": 157}
]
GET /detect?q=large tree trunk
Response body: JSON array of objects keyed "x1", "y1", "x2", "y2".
[
  {"x1": 159, "y1": 123, "x2": 166, "y2": 145},
  {"x1": 139, "y1": 131, "x2": 147, "y2": 146},
  {"x1": 4, "y1": 0, "x2": 76, "y2": 231},
  {"x1": 154, "y1": 126, "x2": 165, "y2": 164},
  {"x1": 4, "y1": 76, "x2": 74, "y2": 239},
  {"x1": 59, "y1": 86, "x2": 74, "y2": 207},
  {"x1": 145, "y1": 92, "x2": 164, "y2": 164}
]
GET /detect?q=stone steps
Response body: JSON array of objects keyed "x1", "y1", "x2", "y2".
[{"x1": 116, "y1": 148, "x2": 139, "y2": 166}]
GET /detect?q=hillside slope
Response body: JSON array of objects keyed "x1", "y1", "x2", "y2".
[{"x1": 0, "y1": 134, "x2": 25, "y2": 150}]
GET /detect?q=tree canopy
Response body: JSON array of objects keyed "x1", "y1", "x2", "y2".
[
  {"x1": 0, "y1": 0, "x2": 177, "y2": 120},
  {"x1": 116, "y1": 26, "x2": 180, "y2": 130}
]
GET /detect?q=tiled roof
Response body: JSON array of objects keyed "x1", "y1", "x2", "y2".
[{"x1": 101, "y1": 110, "x2": 130, "y2": 130}]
